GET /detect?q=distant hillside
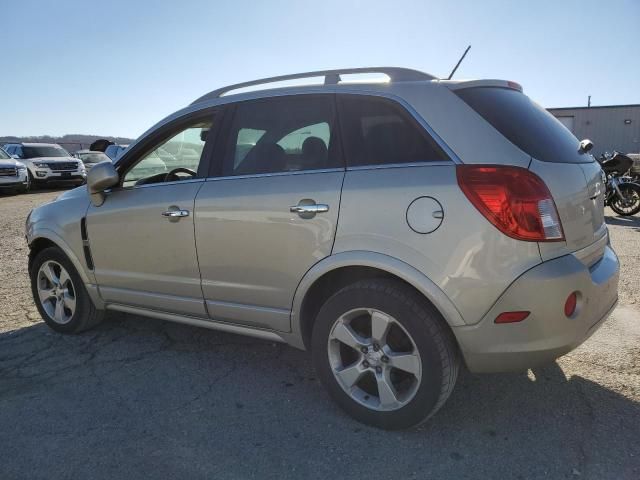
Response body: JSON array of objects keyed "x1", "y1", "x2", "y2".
[{"x1": 0, "y1": 134, "x2": 135, "y2": 152}]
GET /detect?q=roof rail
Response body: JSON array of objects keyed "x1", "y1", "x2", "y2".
[{"x1": 191, "y1": 67, "x2": 436, "y2": 105}]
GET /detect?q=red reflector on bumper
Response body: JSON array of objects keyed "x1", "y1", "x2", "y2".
[
  {"x1": 495, "y1": 311, "x2": 530, "y2": 324},
  {"x1": 564, "y1": 292, "x2": 578, "y2": 317}
]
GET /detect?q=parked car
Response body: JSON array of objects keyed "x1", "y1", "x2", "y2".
[
  {"x1": 0, "y1": 146, "x2": 30, "y2": 193},
  {"x1": 3, "y1": 143, "x2": 86, "y2": 186},
  {"x1": 25, "y1": 67, "x2": 619, "y2": 430},
  {"x1": 74, "y1": 150, "x2": 111, "y2": 171},
  {"x1": 104, "y1": 144, "x2": 129, "y2": 161}
]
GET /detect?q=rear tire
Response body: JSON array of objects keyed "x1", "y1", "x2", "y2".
[
  {"x1": 610, "y1": 183, "x2": 640, "y2": 216},
  {"x1": 311, "y1": 279, "x2": 459, "y2": 430},
  {"x1": 30, "y1": 246, "x2": 104, "y2": 333}
]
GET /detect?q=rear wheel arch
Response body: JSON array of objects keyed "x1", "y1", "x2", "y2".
[{"x1": 294, "y1": 253, "x2": 464, "y2": 351}]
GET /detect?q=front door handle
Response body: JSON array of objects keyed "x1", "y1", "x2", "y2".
[
  {"x1": 162, "y1": 208, "x2": 190, "y2": 218},
  {"x1": 290, "y1": 204, "x2": 330, "y2": 214},
  {"x1": 290, "y1": 201, "x2": 330, "y2": 219}
]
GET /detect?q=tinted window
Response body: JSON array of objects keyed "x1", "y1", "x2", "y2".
[
  {"x1": 22, "y1": 145, "x2": 69, "y2": 158},
  {"x1": 222, "y1": 95, "x2": 341, "y2": 176},
  {"x1": 454, "y1": 87, "x2": 585, "y2": 163},
  {"x1": 338, "y1": 95, "x2": 448, "y2": 167}
]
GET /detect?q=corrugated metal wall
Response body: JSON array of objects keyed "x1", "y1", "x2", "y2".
[{"x1": 548, "y1": 105, "x2": 640, "y2": 157}]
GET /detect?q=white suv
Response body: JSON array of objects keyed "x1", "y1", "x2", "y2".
[{"x1": 4, "y1": 143, "x2": 86, "y2": 186}]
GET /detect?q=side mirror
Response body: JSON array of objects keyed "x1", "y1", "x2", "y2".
[
  {"x1": 11, "y1": 154, "x2": 20, "y2": 159},
  {"x1": 87, "y1": 161, "x2": 119, "y2": 206}
]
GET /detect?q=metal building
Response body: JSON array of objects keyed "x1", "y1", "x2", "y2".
[{"x1": 548, "y1": 104, "x2": 640, "y2": 157}]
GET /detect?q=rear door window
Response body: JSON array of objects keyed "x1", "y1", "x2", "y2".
[
  {"x1": 221, "y1": 95, "x2": 341, "y2": 176},
  {"x1": 454, "y1": 87, "x2": 586, "y2": 163},
  {"x1": 337, "y1": 94, "x2": 449, "y2": 167}
]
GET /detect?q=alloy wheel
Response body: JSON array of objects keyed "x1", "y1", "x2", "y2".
[
  {"x1": 36, "y1": 260, "x2": 76, "y2": 325},
  {"x1": 327, "y1": 308, "x2": 422, "y2": 411}
]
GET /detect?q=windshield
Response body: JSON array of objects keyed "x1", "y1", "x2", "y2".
[
  {"x1": 0, "y1": 148, "x2": 9, "y2": 159},
  {"x1": 79, "y1": 152, "x2": 110, "y2": 163},
  {"x1": 454, "y1": 87, "x2": 586, "y2": 164},
  {"x1": 22, "y1": 145, "x2": 70, "y2": 159}
]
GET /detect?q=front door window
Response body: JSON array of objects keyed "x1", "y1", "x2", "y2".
[{"x1": 123, "y1": 120, "x2": 213, "y2": 187}]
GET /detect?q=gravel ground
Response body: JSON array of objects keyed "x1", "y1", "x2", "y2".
[{"x1": 0, "y1": 188, "x2": 638, "y2": 480}]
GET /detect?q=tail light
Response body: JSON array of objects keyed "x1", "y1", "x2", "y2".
[{"x1": 456, "y1": 165, "x2": 564, "y2": 242}]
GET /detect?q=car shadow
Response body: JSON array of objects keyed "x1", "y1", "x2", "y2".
[
  {"x1": 0, "y1": 314, "x2": 638, "y2": 479},
  {"x1": 605, "y1": 214, "x2": 640, "y2": 230}
]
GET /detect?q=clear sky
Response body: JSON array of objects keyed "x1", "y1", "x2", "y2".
[{"x1": 1, "y1": 0, "x2": 638, "y2": 138}]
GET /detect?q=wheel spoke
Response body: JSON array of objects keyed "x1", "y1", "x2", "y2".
[
  {"x1": 371, "y1": 310, "x2": 391, "y2": 343},
  {"x1": 42, "y1": 263, "x2": 59, "y2": 286},
  {"x1": 59, "y1": 268, "x2": 71, "y2": 289},
  {"x1": 38, "y1": 287, "x2": 56, "y2": 304},
  {"x1": 376, "y1": 371, "x2": 400, "y2": 409},
  {"x1": 63, "y1": 292, "x2": 76, "y2": 314},
  {"x1": 335, "y1": 364, "x2": 364, "y2": 389},
  {"x1": 53, "y1": 298, "x2": 65, "y2": 323},
  {"x1": 332, "y1": 321, "x2": 366, "y2": 350},
  {"x1": 388, "y1": 351, "x2": 421, "y2": 376}
]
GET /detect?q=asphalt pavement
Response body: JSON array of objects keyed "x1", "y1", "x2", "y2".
[{"x1": 1, "y1": 189, "x2": 638, "y2": 480}]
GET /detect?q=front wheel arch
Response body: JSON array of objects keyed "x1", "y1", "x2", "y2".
[
  {"x1": 28, "y1": 237, "x2": 58, "y2": 275},
  {"x1": 28, "y1": 232, "x2": 94, "y2": 286}
]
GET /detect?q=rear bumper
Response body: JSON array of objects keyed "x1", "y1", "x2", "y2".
[{"x1": 453, "y1": 245, "x2": 619, "y2": 373}]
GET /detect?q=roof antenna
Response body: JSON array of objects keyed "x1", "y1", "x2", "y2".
[{"x1": 447, "y1": 45, "x2": 471, "y2": 80}]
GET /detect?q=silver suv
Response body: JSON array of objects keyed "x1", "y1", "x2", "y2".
[{"x1": 26, "y1": 67, "x2": 619, "y2": 429}]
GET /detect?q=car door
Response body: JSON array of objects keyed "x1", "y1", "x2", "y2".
[
  {"x1": 194, "y1": 94, "x2": 344, "y2": 332},
  {"x1": 86, "y1": 110, "x2": 218, "y2": 317}
]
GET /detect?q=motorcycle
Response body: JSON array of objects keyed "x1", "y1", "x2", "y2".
[
  {"x1": 622, "y1": 153, "x2": 640, "y2": 184},
  {"x1": 598, "y1": 151, "x2": 640, "y2": 216}
]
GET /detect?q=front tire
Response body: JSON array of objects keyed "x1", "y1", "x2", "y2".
[
  {"x1": 30, "y1": 246, "x2": 104, "y2": 333},
  {"x1": 610, "y1": 183, "x2": 640, "y2": 216},
  {"x1": 26, "y1": 170, "x2": 38, "y2": 190},
  {"x1": 311, "y1": 279, "x2": 459, "y2": 430}
]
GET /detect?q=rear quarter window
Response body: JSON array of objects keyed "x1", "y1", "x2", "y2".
[
  {"x1": 454, "y1": 87, "x2": 587, "y2": 164},
  {"x1": 337, "y1": 95, "x2": 449, "y2": 167}
]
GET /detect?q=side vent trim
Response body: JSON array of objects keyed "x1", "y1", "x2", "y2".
[{"x1": 80, "y1": 217, "x2": 94, "y2": 270}]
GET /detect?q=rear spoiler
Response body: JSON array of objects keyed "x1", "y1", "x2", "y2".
[{"x1": 439, "y1": 79, "x2": 523, "y2": 92}]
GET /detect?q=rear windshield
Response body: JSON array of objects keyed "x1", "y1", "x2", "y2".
[
  {"x1": 22, "y1": 145, "x2": 69, "y2": 159},
  {"x1": 454, "y1": 87, "x2": 587, "y2": 164}
]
